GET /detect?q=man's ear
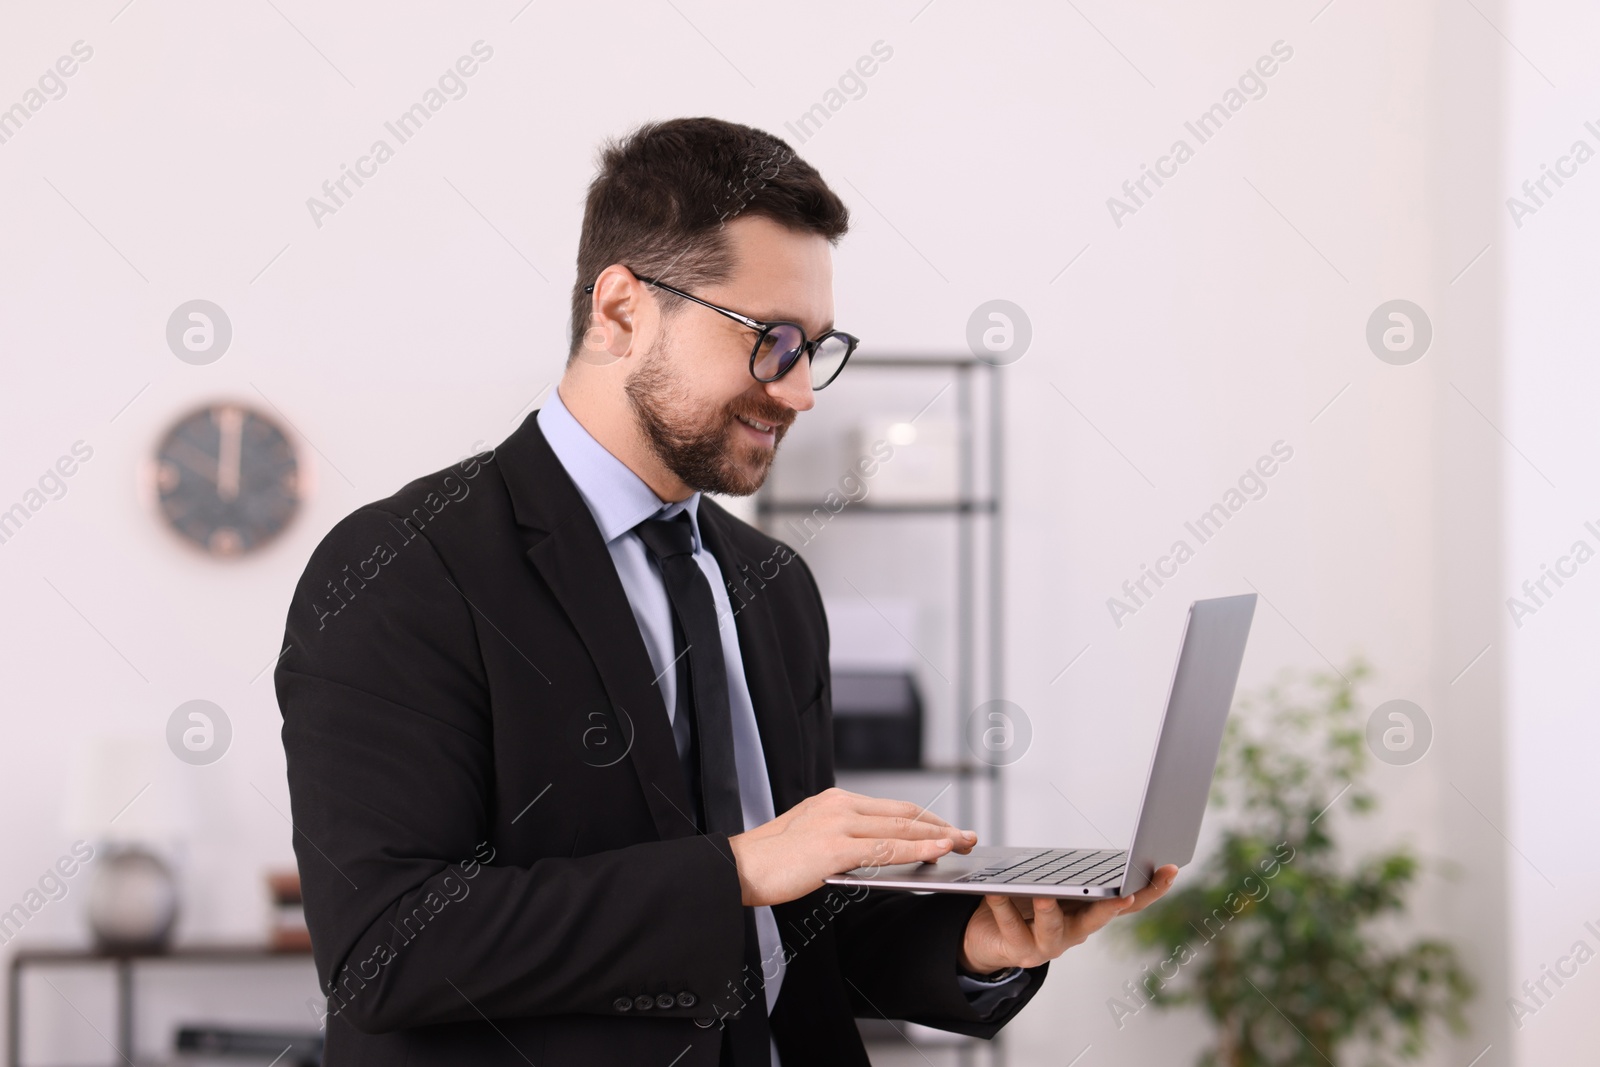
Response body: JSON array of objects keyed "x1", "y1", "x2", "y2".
[{"x1": 577, "y1": 265, "x2": 642, "y2": 367}]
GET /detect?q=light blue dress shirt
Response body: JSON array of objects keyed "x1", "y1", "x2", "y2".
[{"x1": 537, "y1": 389, "x2": 1024, "y2": 1058}]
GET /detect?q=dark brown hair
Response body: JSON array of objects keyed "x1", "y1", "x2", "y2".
[{"x1": 568, "y1": 117, "x2": 849, "y2": 361}]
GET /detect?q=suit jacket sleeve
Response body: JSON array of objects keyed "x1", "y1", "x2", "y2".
[
  {"x1": 788, "y1": 555, "x2": 1048, "y2": 1037},
  {"x1": 275, "y1": 507, "x2": 745, "y2": 1034}
]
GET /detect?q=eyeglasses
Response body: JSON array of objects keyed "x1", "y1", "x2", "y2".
[{"x1": 583, "y1": 271, "x2": 859, "y2": 390}]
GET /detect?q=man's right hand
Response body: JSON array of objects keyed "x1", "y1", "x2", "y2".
[{"x1": 727, "y1": 787, "x2": 977, "y2": 907}]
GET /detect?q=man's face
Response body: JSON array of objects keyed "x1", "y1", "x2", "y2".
[{"x1": 624, "y1": 215, "x2": 833, "y2": 497}]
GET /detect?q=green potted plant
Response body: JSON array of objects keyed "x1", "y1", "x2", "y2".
[{"x1": 1113, "y1": 661, "x2": 1473, "y2": 1065}]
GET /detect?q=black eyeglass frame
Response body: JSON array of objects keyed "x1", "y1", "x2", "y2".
[{"x1": 583, "y1": 271, "x2": 859, "y2": 390}]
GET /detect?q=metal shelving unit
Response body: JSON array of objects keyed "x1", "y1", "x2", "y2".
[{"x1": 756, "y1": 355, "x2": 1006, "y2": 1067}]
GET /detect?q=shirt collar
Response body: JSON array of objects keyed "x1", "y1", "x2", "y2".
[{"x1": 538, "y1": 386, "x2": 703, "y2": 550}]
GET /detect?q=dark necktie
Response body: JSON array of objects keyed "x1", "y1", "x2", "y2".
[{"x1": 635, "y1": 512, "x2": 771, "y2": 1066}]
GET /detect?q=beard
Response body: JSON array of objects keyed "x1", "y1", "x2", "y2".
[{"x1": 624, "y1": 327, "x2": 793, "y2": 497}]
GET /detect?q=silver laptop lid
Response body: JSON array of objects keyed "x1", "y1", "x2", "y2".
[{"x1": 1120, "y1": 594, "x2": 1256, "y2": 892}]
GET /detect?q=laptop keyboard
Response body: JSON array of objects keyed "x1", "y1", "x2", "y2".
[{"x1": 956, "y1": 848, "x2": 1127, "y2": 886}]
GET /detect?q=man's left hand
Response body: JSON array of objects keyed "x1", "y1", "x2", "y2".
[{"x1": 958, "y1": 864, "x2": 1179, "y2": 974}]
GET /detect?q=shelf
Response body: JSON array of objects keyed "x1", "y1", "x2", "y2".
[
  {"x1": 10, "y1": 943, "x2": 311, "y2": 966},
  {"x1": 849, "y1": 355, "x2": 993, "y2": 370}
]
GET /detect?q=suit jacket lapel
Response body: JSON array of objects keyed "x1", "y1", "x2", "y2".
[
  {"x1": 499, "y1": 411, "x2": 699, "y2": 842},
  {"x1": 698, "y1": 502, "x2": 808, "y2": 817}
]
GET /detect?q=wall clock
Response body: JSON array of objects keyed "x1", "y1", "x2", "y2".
[{"x1": 152, "y1": 403, "x2": 303, "y2": 556}]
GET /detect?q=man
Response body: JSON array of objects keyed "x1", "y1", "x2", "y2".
[{"x1": 275, "y1": 117, "x2": 1176, "y2": 1066}]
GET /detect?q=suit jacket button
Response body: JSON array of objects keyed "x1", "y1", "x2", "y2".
[
  {"x1": 655, "y1": 993, "x2": 675, "y2": 1009},
  {"x1": 614, "y1": 997, "x2": 633, "y2": 1012},
  {"x1": 677, "y1": 991, "x2": 697, "y2": 1008},
  {"x1": 634, "y1": 994, "x2": 654, "y2": 1011}
]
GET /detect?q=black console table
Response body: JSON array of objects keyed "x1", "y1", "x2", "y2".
[{"x1": 7, "y1": 943, "x2": 314, "y2": 1067}]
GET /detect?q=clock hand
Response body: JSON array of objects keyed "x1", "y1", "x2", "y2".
[
  {"x1": 166, "y1": 438, "x2": 218, "y2": 485},
  {"x1": 217, "y1": 407, "x2": 243, "y2": 502}
]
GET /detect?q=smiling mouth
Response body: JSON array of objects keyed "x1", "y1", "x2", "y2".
[{"x1": 735, "y1": 412, "x2": 778, "y2": 434}]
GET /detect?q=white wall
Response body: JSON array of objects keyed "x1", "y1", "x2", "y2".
[
  {"x1": 2, "y1": 0, "x2": 1586, "y2": 1063},
  {"x1": 1503, "y1": 0, "x2": 1600, "y2": 1059}
]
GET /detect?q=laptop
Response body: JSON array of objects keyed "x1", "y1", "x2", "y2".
[{"x1": 824, "y1": 594, "x2": 1257, "y2": 899}]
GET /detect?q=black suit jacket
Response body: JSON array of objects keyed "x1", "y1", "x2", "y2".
[{"x1": 274, "y1": 409, "x2": 1045, "y2": 1065}]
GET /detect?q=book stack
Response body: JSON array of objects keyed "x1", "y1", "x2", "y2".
[{"x1": 266, "y1": 870, "x2": 311, "y2": 952}]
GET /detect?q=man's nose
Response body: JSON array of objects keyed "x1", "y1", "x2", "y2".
[{"x1": 765, "y1": 358, "x2": 816, "y2": 414}]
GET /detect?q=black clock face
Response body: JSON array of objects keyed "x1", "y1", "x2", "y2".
[{"x1": 155, "y1": 404, "x2": 301, "y2": 556}]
